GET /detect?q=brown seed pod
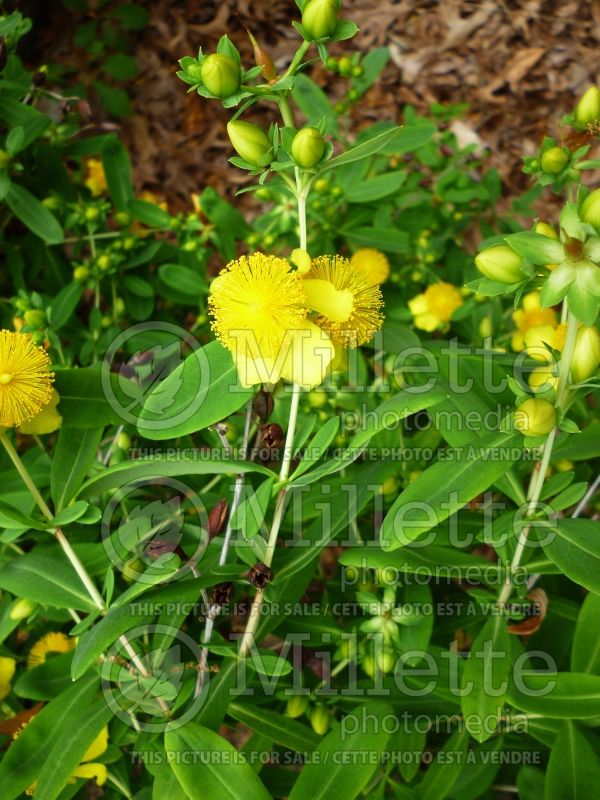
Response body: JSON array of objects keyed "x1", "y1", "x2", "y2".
[
  {"x1": 253, "y1": 387, "x2": 274, "y2": 421},
  {"x1": 211, "y1": 582, "x2": 234, "y2": 606},
  {"x1": 248, "y1": 562, "x2": 273, "y2": 589},
  {"x1": 208, "y1": 498, "x2": 229, "y2": 538}
]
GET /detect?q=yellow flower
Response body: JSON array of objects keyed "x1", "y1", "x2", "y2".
[
  {"x1": 138, "y1": 189, "x2": 168, "y2": 212},
  {"x1": 209, "y1": 253, "x2": 334, "y2": 388},
  {"x1": 0, "y1": 331, "x2": 54, "y2": 429},
  {"x1": 84, "y1": 158, "x2": 107, "y2": 197},
  {"x1": 69, "y1": 726, "x2": 108, "y2": 786},
  {"x1": 408, "y1": 283, "x2": 463, "y2": 332},
  {"x1": 27, "y1": 632, "x2": 75, "y2": 669},
  {"x1": 350, "y1": 248, "x2": 390, "y2": 285},
  {"x1": 511, "y1": 291, "x2": 558, "y2": 351},
  {"x1": 302, "y1": 255, "x2": 384, "y2": 346},
  {"x1": 0, "y1": 656, "x2": 16, "y2": 700},
  {"x1": 18, "y1": 389, "x2": 62, "y2": 435},
  {"x1": 523, "y1": 324, "x2": 567, "y2": 363}
]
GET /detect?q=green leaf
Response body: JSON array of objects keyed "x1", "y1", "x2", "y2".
[
  {"x1": 329, "y1": 19, "x2": 359, "y2": 41},
  {"x1": 53, "y1": 367, "x2": 137, "y2": 428},
  {"x1": 5, "y1": 183, "x2": 63, "y2": 243},
  {"x1": 292, "y1": 416, "x2": 340, "y2": 479},
  {"x1": 542, "y1": 519, "x2": 600, "y2": 594},
  {"x1": 128, "y1": 197, "x2": 171, "y2": 227},
  {"x1": 14, "y1": 651, "x2": 74, "y2": 700},
  {"x1": 381, "y1": 431, "x2": 522, "y2": 550},
  {"x1": 49, "y1": 280, "x2": 83, "y2": 330},
  {"x1": 341, "y1": 226, "x2": 410, "y2": 252},
  {"x1": 323, "y1": 126, "x2": 402, "y2": 171},
  {"x1": 104, "y1": 53, "x2": 138, "y2": 80},
  {"x1": 288, "y1": 702, "x2": 393, "y2": 800},
  {"x1": 545, "y1": 721, "x2": 600, "y2": 800},
  {"x1": 71, "y1": 603, "x2": 155, "y2": 680},
  {"x1": 572, "y1": 591, "x2": 600, "y2": 675},
  {"x1": 507, "y1": 672, "x2": 600, "y2": 718},
  {"x1": 227, "y1": 702, "x2": 320, "y2": 752},
  {"x1": 101, "y1": 136, "x2": 133, "y2": 210},
  {"x1": 291, "y1": 387, "x2": 447, "y2": 487},
  {"x1": 0, "y1": 96, "x2": 50, "y2": 149},
  {"x1": 137, "y1": 340, "x2": 253, "y2": 440},
  {"x1": 504, "y1": 232, "x2": 565, "y2": 265},
  {"x1": 461, "y1": 615, "x2": 511, "y2": 742},
  {"x1": 345, "y1": 171, "x2": 406, "y2": 203},
  {"x1": 51, "y1": 427, "x2": 103, "y2": 511},
  {"x1": 165, "y1": 722, "x2": 272, "y2": 800},
  {"x1": 418, "y1": 727, "x2": 471, "y2": 800},
  {"x1": 77, "y1": 454, "x2": 272, "y2": 499},
  {"x1": 158, "y1": 263, "x2": 208, "y2": 295},
  {"x1": 34, "y1": 696, "x2": 113, "y2": 800},
  {"x1": 230, "y1": 477, "x2": 274, "y2": 539},
  {"x1": 0, "y1": 551, "x2": 98, "y2": 611},
  {"x1": 0, "y1": 674, "x2": 100, "y2": 800}
]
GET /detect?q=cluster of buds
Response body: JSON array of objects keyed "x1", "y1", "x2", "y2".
[{"x1": 574, "y1": 85, "x2": 600, "y2": 127}]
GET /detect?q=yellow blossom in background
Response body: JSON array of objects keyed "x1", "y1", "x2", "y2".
[
  {"x1": 408, "y1": 282, "x2": 463, "y2": 332},
  {"x1": 0, "y1": 656, "x2": 16, "y2": 700},
  {"x1": 302, "y1": 255, "x2": 384, "y2": 346},
  {"x1": 511, "y1": 291, "x2": 557, "y2": 351},
  {"x1": 84, "y1": 158, "x2": 107, "y2": 196},
  {"x1": 138, "y1": 189, "x2": 168, "y2": 212},
  {"x1": 0, "y1": 331, "x2": 54, "y2": 428},
  {"x1": 68, "y1": 726, "x2": 109, "y2": 787},
  {"x1": 350, "y1": 248, "x2": 390, "y2": 285},
  {"x1": 18, "y1": 389, "x2": 62, "y2": 435},
  {"x1": 524, "y1": 324, "x2": 567, "y2": 363},
  {"x1": 27, "y1": 631, "x2": 75, "y2": 669},
  {"x1": 209, "y1": 253, "x2": 334, "y2": 388}
]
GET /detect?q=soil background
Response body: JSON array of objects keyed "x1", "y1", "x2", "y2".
[{"x1": 23, "y1": 0, "x2": 600, "y2": 211}]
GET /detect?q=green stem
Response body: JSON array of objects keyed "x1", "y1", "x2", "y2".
[{"x1": 497, "y1": 302, "x2": 578, "y2": 606}]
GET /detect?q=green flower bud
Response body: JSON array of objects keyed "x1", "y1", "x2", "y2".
[
  {"x1": 116, "y1": 431, "x2": 131, "y2": 450},
  {"x1": 227, "y1": 120, "x2": 273, "y2": 167},
  {"x1": 541, "y1": 147, "x2": 568, "y2": 174},
  {"x1": 97, "y1": 254, "x2": 111, "y2": 271},
  {"x1": 23, "y1": 309, "x2": 46, "y2": 328},
  {"x1": 575, "y1": 86, "x2": 600, "y2": 124},
  {"x1": 42, "y1": 196, "x2": 61, "y2": 210},
  {"x1": 291, "y1": 126, "x2": 326, "y2": 168},
  {"x1": 115, "y1": 211, "x2": 131, "y2": 227},
  {"x1": 474, "y1": 245, "x2": 526, "y2": 284},
  {"x1": 73, "y1": 265, "x2": 90, "y2": 282},
  {"x1": 9, "y1": 597, "x2": 37, "y2": 621},
  {"x1": 302, "y1": 0, "x2": 339, "y2": 40},
  {"x1": 376, "y1": 648, "x2": 396, "y2": 674},
  {"x1": 310, "y1": 704, "x2": 331, "y2": 735},
  {"x1": 84, "y1": 206, "x2": 100, "y2": 222},
  {"x1": 0, "y1": 149, "x2": 10, "y2": 169},
  {"x1": 515, "y1": 398, "x2": 556, "y2": 437},
  {"x1": 286, "y1": 695, "x2": 309, "y2": 718},
  {"x1": 581, "y1": 188, "x2": 600, "y2": 231},
  {"x1": 338, "y1": 56, "x2": 352, "y2": 76},
  {"x1": 571, "y1": 326, "x2": 600, "y2": 383},
  {"x1": 534, "y1": 221, "x2": 558, "y2": 240},
  {"x1": 200, "y1": 54, "x2": 240, "y2": 99}
]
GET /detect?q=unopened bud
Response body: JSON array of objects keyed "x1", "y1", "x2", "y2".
[
  {"x1": 200, "y1": 54, "x2": 240, "y2": 99},
  {"x1": 515, "y1": 398, "x2": 556, "y2": 437},
  {"x1": 227, "y1": 120, "x2": 273, "y2": 167},
  {"x1": 581, "y1": 188, "x2": 600, "y2": 231},
  {"x1": 528, "y1": 366, "x2": 558, "y2": 393},
  {"x1": 253, "y1": 388, "x2": 274, "y2": 421},
  {"x1": 286, "y1": 695, "x2": 309, "y2": 718},
  {"x1": 302, "y1": 0, "x2": 340, "y2": 40},
  {"x1": 376, "y1": 648, "x2": 396, "y2": 674},
  {"x1": 541, "y1": 147, "x2": 568, "y2": 175},
  {"x1": 9, "y1": 598, "x2": 37, "y2": 621},
  {"x1": 534, "y1": 221, "x2": 558, "y2": 240},
  {"x1": 291, "y1": 127, "x2": 326, "y2": 168},
  {"x1": 310, "y1": 704, "x2": 331, "y2": 735},
  {"x1": 475, "y1": 245, "x2": 526, "y2": 284},
  {"x1": 0, "y1": 149, "x2": 10, "y2": 169},
  {"x1": 208, "y1": 498, "x2": 229, "y2": 538},
  {"x1": 571, "y1": 326, "x2": 600, "y2": 383},
  {"x1": 575, "y1": 86, "x2": 600, "y2": 125},
  {"x1": 23, "y1": 309, "x2": 46, "y2": 328}
]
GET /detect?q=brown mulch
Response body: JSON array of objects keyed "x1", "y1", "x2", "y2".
[{"x1": 30, "y1": 1, "x2": 600, "y2": 211}]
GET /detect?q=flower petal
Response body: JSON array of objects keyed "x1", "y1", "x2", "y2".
[{"x1": 281, "y1": 321, "x2": 335, "y2": 389}]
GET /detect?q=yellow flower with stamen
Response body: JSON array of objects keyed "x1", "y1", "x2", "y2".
[
  {"x1": 303, "y1": 255, "x2": 384, "y2": 347},
  {"x1": 209, "y1": 253, "x2": 334, "y2": 388},
  {"x1": 84, "y1": 158, "x2": 107, "y2": 197},
  {"x1": 0, "y1": 656, "x2": 16, "y2": 700},
  {"x1": 511, "y1": 291, "x2": 557, "y2": 351},
  {"x1": 27, "y1": 631, "x2": 75, "y2": 669},
  {"x1": 0, "y1": 331, "x2": 54, "y2": 429},
  {"x1": 350, "y1": 248, "x2": 390, "y2": 285},
  {"x1": 408, "y1": 282, "x2": 463, "y2": 332}
]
